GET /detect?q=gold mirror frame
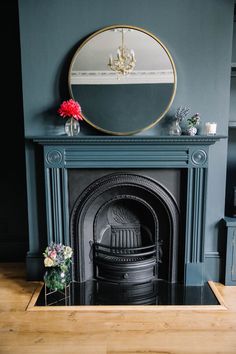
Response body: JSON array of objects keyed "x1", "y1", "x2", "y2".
[{"x1": 68, "y1": 25, "x2": 177, "y2": 136}]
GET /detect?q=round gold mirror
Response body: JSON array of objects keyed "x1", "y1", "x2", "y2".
[{"x1": 69, "y1": 25, "x2": 177, "y2": 135}]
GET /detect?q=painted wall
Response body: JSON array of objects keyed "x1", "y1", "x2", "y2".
[
  {"x1": 225, "y1": 14, "x2": 236, "y2": 217},
  {"x1": 72, "y1": 84, "x2": 173, "y2": 133},
  {"x1": 18, "y1": 0, "x2": 234, "y2": 279},
  {"x1": 0, "y1": 1, "x2": 28, "y2": 262},
  {"x1": 232, "y1": 23, "x2": 236, "y2": 62},
  {"x1": 226, "y1": 129, "x2": 236, "y2": 216}
]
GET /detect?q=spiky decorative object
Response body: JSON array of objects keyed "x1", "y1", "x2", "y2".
[
  {"x1": 175, "y1": 106, "x2": 190, "y2": 123},
  {"x1": 169, "y1": 106, "x2": 191, "y2": 136}
]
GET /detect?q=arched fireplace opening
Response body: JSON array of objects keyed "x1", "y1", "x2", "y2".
[{"x1": 70, "y1": 173, "x2": 180, "y2": 284}]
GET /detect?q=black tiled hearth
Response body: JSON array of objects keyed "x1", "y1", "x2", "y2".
[{"x1": 35, "y1": 280, "x2": 219, "y2": 307}]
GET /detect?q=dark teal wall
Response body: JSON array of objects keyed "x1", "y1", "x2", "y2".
[
  {"x1": 225, "y1": 9, "x2": 236, "y2": 216},
  {"x1": 232, "y1": 23, "x2": 236, "y2": 61},
  {"x1": 18, "y1": 0, "x2": 234, "y2": 279},
  {"x1": 72, "y1": 84, "x2": 173, "y2": 133},
  {"x1": 0, "y1": 1, "x2": 28, "y2": 262},
  {"x1": 18, "y1": 0, "x2": 234, "y2": 137},
  {"x1": 226, "y1": 129, "x2": 236, "y2": 216}
]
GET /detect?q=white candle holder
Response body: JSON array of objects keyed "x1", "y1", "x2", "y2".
[{"x1": 205, "y1": 122, "x2": 217, "y2": 135}]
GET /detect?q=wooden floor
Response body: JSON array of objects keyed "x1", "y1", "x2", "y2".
[{"x1": 1, "y1": 263, "x2": 236, "y2": 354}]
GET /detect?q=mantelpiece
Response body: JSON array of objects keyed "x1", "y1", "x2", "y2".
[{"x1": 32, "y1": 135, "x2": 225, "y2": 286}]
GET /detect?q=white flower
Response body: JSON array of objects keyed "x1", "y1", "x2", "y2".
[{"x1": 64, "y1": 246, "x2": 73, "y2": 259}]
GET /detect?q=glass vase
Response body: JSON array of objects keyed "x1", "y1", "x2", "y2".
[
  {"x1": 65, "y1": 117, "x2": 80, "y2": 136},
  {"x1": 44, "y1": 266, "x2": 71, "y2": 291},
  {"x1": 169, "y1": 119, "x2": 182, "y2": 136}
]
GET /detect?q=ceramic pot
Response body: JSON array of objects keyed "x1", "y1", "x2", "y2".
[{"x1": 186, "y1": 126, "x2": 197, "y2": 136}]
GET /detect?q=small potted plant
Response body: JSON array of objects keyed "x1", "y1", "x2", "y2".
[
  {"x1": 43, "y1": 243, "x2": 73, "y2": 291},
  {"x1": 185, "y1": 113, "x2": 201, "y2": 136},
  {"x1": 58, "y1": 99, "x2": 83, "y2": 136}
]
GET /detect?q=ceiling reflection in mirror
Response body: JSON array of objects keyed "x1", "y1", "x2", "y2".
[{"x1": 69, "y1": 25, "x2": 177, "y2": 135}]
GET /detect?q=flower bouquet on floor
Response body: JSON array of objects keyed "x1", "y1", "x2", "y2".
[{"x1": 43, "y1": 243, "x2": 73, "y2": 291}]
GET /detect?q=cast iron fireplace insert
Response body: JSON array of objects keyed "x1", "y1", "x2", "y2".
[{"x1": 70, "y1": 170, "x2": 182, "y2": 285}]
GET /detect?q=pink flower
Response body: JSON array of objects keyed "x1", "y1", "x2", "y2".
[
  {"x1": 58, "y1": 99, "x2": 83, "y2": 121},
  {"x1": 49, "y1": 250, "x2": 57, "y2": 259}
]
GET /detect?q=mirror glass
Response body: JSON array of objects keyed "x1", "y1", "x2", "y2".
[{"x1": 69, "y1": 25, "x2": 177, "y2": 135}]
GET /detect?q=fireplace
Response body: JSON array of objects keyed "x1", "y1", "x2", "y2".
[
  {"x1": 35, "y1": 135, "x2": 223, "y2": 286},
  {"x1": 70, "y1": 172, "x2": 180, "y2": 284}
]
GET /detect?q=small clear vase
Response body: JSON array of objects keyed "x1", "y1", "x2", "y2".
[
  {"x1": 169, "y1": 119, "x2": 182, "y2": 136},
  {"x1": 65, "y1": 117, "x2": 80, "y2": 136},
  {"x1": 44, "y1": 266, "x2": 71, "y2": 291}
]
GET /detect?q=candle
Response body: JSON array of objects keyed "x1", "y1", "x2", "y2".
[
  {"x1": 109, "y1": 55, "x2": 113, "y2": 65},
  {"x1": 205, "y1": 122, "x2": 217, "y2": 135},
  {"x1": 117, "y1": 49, "x2": 121, "y2": 60}
]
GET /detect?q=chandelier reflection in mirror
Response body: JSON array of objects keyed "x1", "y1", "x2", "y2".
[{"x1": 108, "y1": 28, "x2": 136, "y2": 77}]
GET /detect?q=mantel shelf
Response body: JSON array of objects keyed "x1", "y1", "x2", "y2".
[{"x1": 30, "y1": 134, "x2": 226, "y2": 146}]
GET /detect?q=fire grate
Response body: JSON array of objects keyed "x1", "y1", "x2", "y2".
[
  {"x1": 94, "y1": 241, "x2": 157, "y2": 283},
  {"x1": 94, "y1": 243, "x2": 156, "y2": 263}
]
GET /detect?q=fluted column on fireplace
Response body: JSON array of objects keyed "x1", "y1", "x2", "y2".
[{"x1": 185, "y1": 167, "x2": 207, "y2": 284}]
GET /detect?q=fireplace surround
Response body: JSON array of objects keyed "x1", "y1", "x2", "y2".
[{"x1": 34, "y1": 135, "x2": 223, "y2": 286}]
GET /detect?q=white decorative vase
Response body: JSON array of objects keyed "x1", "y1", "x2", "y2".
[
  {"x1": 65, "y1": 117, "x2": 80, "y2": 136},
  {"x1": 186, "y1": 126, "x2": 197, "y2": 136}
]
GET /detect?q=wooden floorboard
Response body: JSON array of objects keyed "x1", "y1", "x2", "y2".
[{"x1": 0, "y1": 263, "x2": 236, "y2": 354}]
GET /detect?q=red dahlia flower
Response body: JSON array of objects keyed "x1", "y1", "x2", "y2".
[{"x1": 58, "y1": 99, "x2": 83, "y2": 121}]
